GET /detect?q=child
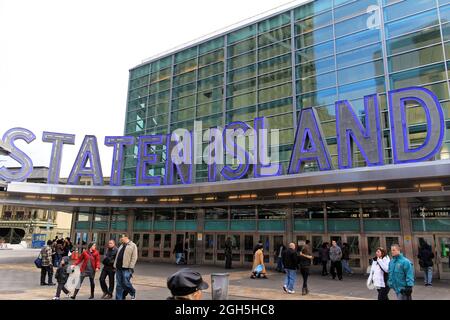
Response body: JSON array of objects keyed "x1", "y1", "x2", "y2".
[{"x1": 53, "y1": 256, "x2": 71, "y2": 300}]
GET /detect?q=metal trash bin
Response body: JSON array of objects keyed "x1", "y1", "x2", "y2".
[{"x1": 211, "y1": 273, "x2": 229, "y2": 300}]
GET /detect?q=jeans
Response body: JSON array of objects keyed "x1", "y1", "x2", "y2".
[
  {"x1": 276, "y1": 257, "x2": 284, "y2": 271},
  {"x1": 55, "y1": 283, "x2": 69, "y2": 298},
  {"x1": 283, "y1": 269, "x2": 297, "y2": 291},
  {"x1": 342, "y1": 259, "x2": 352, "y2": 274},
  {"x1": 330, "y1": 261, "x2": 343, "y2": 280},
  {"x1": 115, "y1": 268, "x2": 135, "y2": 300},
  {"x1": 377, "y1": 286, "x2": 390, "y2": 300},
  {"x1": 100, "y1": 268, "x2": 115, "y2": 295},
  {"x1": 175, "y1": 253, "x2": 183, "y2": 264},
  {"x1": 40, "y1": 266, "x2": 53, "y2": 284},
  {"x1": 424, "y1": 266, "x2": 433, "y2": 285},
  {"x1": 300, "y1": 267, "x2": 309, "y2": 289},
  {"x1": 54, "y1": 254, "x2": 62, "y2": 267}
]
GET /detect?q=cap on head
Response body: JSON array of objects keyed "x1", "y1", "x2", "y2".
[{"x1": 167, "y1": 268, "x2": 209, "y2": 297}]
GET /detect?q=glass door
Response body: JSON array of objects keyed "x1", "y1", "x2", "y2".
[
  {"x1": 436, "y1": 236, "x2": 450, "y2": 279},
  {"x1": 243, "y1": 234, "x2": 255, "y2": 266}
]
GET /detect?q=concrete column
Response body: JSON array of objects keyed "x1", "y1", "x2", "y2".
[
  {"x1": 323, "y1": 202, "x2": 328, "y2": 242},
  {"x1": 286, "y1": 205, "x2": 293, "y2": 244},
  {"x1": 127, "y1": 209, "x2": 134, "y2": 237},
  {"x1": 196, "y1": 208, "x2": 205, "y2": 265},
  {"x1": 359, "y1": 205, "x2": 369, "y2": 272},
  {"x1": 399, "y1": 198, "x2": 414, "y2": 260}
]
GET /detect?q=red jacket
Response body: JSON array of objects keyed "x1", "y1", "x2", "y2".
[{"x1": 74, "y1": 249, "x2": 100, "y2": 273}]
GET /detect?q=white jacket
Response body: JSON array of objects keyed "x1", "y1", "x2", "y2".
[{"x1": 371, "y1": 256, "x2": 390, "y2": 288}]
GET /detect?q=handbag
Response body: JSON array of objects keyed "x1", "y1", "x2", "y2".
[
  {"x1": 366, "y1": 268, "x2": 375, "y2": 290},
  {"x1": 34, "y1": 253, "x2": 43, "y2": 269},
  {"x1": 254, "y1": 264, "x2": 263, "y2": 274}
]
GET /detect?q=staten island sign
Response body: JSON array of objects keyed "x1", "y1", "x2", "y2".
[{"x1": 0, "y1": 86, "x2": 445, "y2": 186}]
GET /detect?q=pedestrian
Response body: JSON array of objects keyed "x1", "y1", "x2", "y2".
[
  {"x1": 319, "y1": 242, "x2": 330, "y2": 276},
  {"x1": 341, "y1": 243, "x2": 353, "y2": 275},
  {"x1": 224, "y1": 237, "x2": 232, "y2": 269},
  {"x1": 70, "y1": 242, "x2": 100, "y2": 299},
  {"x1": 40, "y1": 240, "x2": 55, "y2": 286},
  {"x1": 274, "y1": 243, "x2": 286, "y2": 272},
  {"x1": 54, "y1": 239, "x2": 64, "y2": 267},
  {"x1": 63, "y1": 237, "x2": 73, "y2": 257},
  {"x1": 370, "y1": 247, "x2": 390, "y2": 300},
  {"x1": 53, "y1": 256, "x2": 71, "y2": 300},
  {"x1": 253, "y1": 240, "x2": 263, "y2": 254},
  {"x1": 299, "y1": 246, "x2": 313, "y2": 295},
  {"x1": 167, "y1": 268, "x2": 209, "y2": 300},
  {"x1": 173, "y1": 240, "x2": 184, "y2": 265},
  {"x1": 418, "y1": 239, "x2": 434, "y2": 286},
  {"x1": 282, "y1": 243, "x2": 298, "y2": 294},
  {"x1": 114, "y1": 233, "x2": 138, "y2": 300},
  {"x1": 100, "y1": 239, "x2": 118, "y2": 299},
  {"x1": 251, "y1": 244, "x2": 267, "y2": 279},
  {"x1": 329, "y1": 240, "x2": 343, "y2": 280},
  {"x1": 388, "y1": 244, "x2": 415, "y2": 300},
  {"x1": 183, "y1": 238, "x2": 190, "y2": 265}
]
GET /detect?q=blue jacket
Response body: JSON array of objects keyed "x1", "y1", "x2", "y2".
[{"x1": 388, "y1": 253, "x2": 415, "y2": 293}]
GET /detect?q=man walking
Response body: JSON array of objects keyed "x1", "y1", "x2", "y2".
[
  {"x1": 100, "y1": 240, "x2": 118, "y2": 299},
  {"x1": 388, "y1": 244, "x2": 415, "y2": 300},
  {"x1": 418, "y1": 240, "x2": 434, "y2": 286},
  {"x1": 341, "y1": 243, "x2": 353, "y2": 275},
  {"x1": 274, "y1": 243, "x2": 286, "y2": 272},
  {"x1": 224, "y1": 237, "x2": 232, "y2": 269},
  {"x1": 114, "y1": 233, "x2": 138, "y2": 300},
  {"x1": 329, "y1": 240, "x2": 343, "y2": 280},
  {"x1": 173, "y1": 240, "x2": 184, "y2": 265},
  {"x1": 40, "y1": 240, "x2": 55, "y2": 286},
  {"x1": 282, "y1": 243, "x2": 298, "y2": 294}
]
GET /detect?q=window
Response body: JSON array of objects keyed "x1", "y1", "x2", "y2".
[
  {"x1": 383, "y1": 0, "x2": 436, "y2": 22},
  {"x1": 228, "y1": 38, "x2": 256, "y2": 57},
  {"x1": 259, "y1": 82, "x2": 292, "y2": 103},
  {"x1": 296, "y1": 41, "x2": 334, "y2": 63},
  {"x1": 338, "y1": 60, "x2": 384, "y2": 85},
  {"x1": 205, "y1": 207, "x2": 228, "y2": 219},
  {"x1": 258, "y1": 25, "x2": 291, "y2": 47},
  {"x1": 385, "y1": 9, "x2": 439, "y2": 39},
  {"x1": 335, "y1": 28, "x2": 380, "y2": 53},
  {"x1": 295, "y1": 10, "x2": 333, "y2": 34},
  {"x1": 231, "y1": 206, "x2": 256, "y2": 219},
  {"x1": 388, "y1": 44, "x2": 444, "y2": 73},
  {"x1": 258, "y1": 205, "x2": 287, "y2": 219}
]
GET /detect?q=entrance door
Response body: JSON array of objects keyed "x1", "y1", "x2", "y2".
[
  {"x1": 330, "y1": 234, "x2": 362, "y2": 271},
  {"x1": 203, "y1": 233, "x2": 227, "y2": 265},
  {"x1": 175, "y1": 233, "x2": 196, "y2": 264},
  {"x1": 436, "y1": 236, "x2": 450, "y2": 279}
]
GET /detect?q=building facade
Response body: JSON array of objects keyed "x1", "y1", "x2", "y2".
[
  {"x1": 0, "y1": 167, "x2": 72, "y2": 246},
  {"x1": 68, "y1": 0, "x2": 450, "y2": 277}
]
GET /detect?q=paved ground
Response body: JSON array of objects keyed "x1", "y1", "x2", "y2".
[{"x1": 0, "y1": 249, "x2": 449, "y2": 300}]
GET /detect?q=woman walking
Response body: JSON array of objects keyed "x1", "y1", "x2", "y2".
[
  {"x1": 71, "y1": 242, "x2": 100, "y2": 299},
  {"x1": 251, "y1": 244, "x2": 267, "y2": 279},
  {"x1": 299, "y1": 246, "x2": 313, "y2": 295},
  {"x1": 371, "y1": 247, "x2": 390, "y2": 300}
]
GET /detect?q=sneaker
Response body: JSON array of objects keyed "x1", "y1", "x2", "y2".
[
  {"x1": 287, "y1": 290, "x2": 295, "y2": 294},
  {"x1": 52, "y1": 297, "x2": 60, "y2": 300},
  {"x1": 130, "y1": 294, "x2": 136, "y2": 300},
  {"x1": 47, "y1": 283, "x2": 56, "y2": 286},
  {"x1": 88, "y1": 295, "x2": 94, "y2": 300},
  {"x1": 40, "y1": 283, "x2": 48, "y2": 286},
  {"x1": 283, "y1": 285, "x2": 287, "y2": 293},
  {"x1": 104, "y1": 294, "x2": 112, "y2": 299}
]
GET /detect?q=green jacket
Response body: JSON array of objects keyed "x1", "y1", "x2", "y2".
[{"x1": 388, "y1": 253, "x2": 415, "y2": 293}]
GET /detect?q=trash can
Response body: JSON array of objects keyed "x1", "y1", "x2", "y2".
[{"x1": 211, "y1": 273, "x2": 229, "y2": 300}]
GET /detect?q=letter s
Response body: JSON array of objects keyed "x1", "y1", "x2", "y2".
[{"x1": 0, "y1": 127, "x2": 36, "y2": 182}]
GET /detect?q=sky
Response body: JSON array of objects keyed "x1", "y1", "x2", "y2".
[{"x1": 0, "y1": 0, "x2": 307, "y2": 180}]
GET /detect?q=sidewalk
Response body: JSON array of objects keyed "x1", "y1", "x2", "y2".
[{"x1": 0, "y1": 258, "x2": 448, "y2": 300}]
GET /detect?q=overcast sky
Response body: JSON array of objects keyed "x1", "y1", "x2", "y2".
[{"x1": 0, "y1": 0, "x2": 305, "y2": 179}]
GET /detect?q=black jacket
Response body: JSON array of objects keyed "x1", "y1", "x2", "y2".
[
  {"x1": 55, "y1": 264, "x2": 70, "y2": 284},
  {"x1": 102, "y1": 247, "x2": 118, "y2": 269},
  {"x1": 282, "y1": 248, "x2": 298, "y2": 270},
  {"x1": 342, "y1": 246, "x2": 350, "y2": 260},
  {"x1": 418, "y1": 246, "x2": 434, "y2": 267},
  {"x1": 174, "y1": 243, "x2": 184, "y2": 254},
  {"x1": 298, "y1": 254, "x2": 311, "y2": 268}
]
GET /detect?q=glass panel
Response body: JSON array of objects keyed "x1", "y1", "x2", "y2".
[
  {"x1": 346, "y1": 236, "x2": 360, "y2": 255},
  {"x1": 338, "y1": 60, "x2": 384, "y2": 85},
  {"x1": 390, "y1": 63, "x2": 446, "y2": 89},
  {"x1": 385, "y1": 9, "x2": 439, "y2": 39},
  {"x1": 205, "y1": 207, "x2": 228, "y2": 219},
  {"x1": 297, "y1": 56, "x2": 335, "y2": 78},
  {"x1": 175, "y1": 47, "x2": 197, "y2": 63},
  {"x1": 259, "y1": 69, "x2": 291, "y2": 90},
  {"x1": 231, "y1": 206, "x2": 256, "y2": 219},
  {"x1": 228, "y1": 37, "x2": 256, "y2": 57},
  {"x1": 336, "y1": 28, "x2": 381, "y2": 53},
  {"x1": 298, "y1": 71, "x2": 336, "y2": 93},
  {"x1": 259, "y1": 82, "x2": 292, "y2": 103},
  {"x1": 226, "y1": 92, "x2": 256, "y2": 110},
  {"x1": 198, "y1": 62, "x2": 224, "y2": 79},
  {"x1": 334, "y1": 0, "x2": 378, "y2": 21},
  {"x1": 298, "y1": 87, "x2": 337, "y2": 108},
  {"x1": 244, "y1": 235, "x2": 254, "y2": 250},
  {"x1": 259, "y1": 54, "x2": 291, "y2": 75},
  {"x1": 163, "y1": 234, "x2": 172, "y2": 248},
  {"x1": 296, "y1": 25, "x2": 333, "y2": 48},
  {"x1": 388, "y1": 44, "x2": 444, "y2": 73},
  {"x1": 337, "y1": 43, "x2": 383, "y2": 69},
  {"x1": 295, "y1": 10, "x2": 333, "y2": 34},
  {"x1": 259, "y1": 12, "x2": 290, "y2": 33},
  {"x1": 197, "y1": 100, "x2": 223, "y2": 117},
  {"x1": 339, "y1": 77, "x2": 385, "y2": 100},
  {"x1": 294, "y1": 0, "x2": 332, "y2": 21},
  {"x1": 227, "y1": 78, "x2": 256, "y2": 97},
  {"x1": 258, "y1": 25, "x2": 291, "y2": 47},
  {"x1": 258, "y1": 205, "x2": 288, "y2": 219},
  {"x1": 387, "y1": 25, "x2": 442, "y2": 56},
  {"x1": 259, "y1": 97, "x2": 293, "y2": 117},
  {"x1": 228, "y1": 51, "x2": 257, "y2": 70},
  {"x1": 384, "y1": 0, "x2": 436, "y2": 22},
  {"x1": 199, "y1": 49, "x2": 224, "y2": 67},
  {"x1": 199, "y1": 37, "x2": 224, "y2": 54},
  {"x1": 143, "y1": 234, "x2": 149, "y2": 247},
  {"x1": 368, "y1": 236, "x2": 381, "y2": 256},
  {"x1": 335, "y1": 12, "x2": 375, "y2": 37},
  {"x1": 229, "y1": 25, "x2": 257, "y2": 44},
  {"x1": 217, "y1": 234, "x2": 226, "y2": 250},
  {"x1": 296, "y1": 41, "x2": 334, "y2": 63},
  {"x1": 258, "y1": 39, "x2": 291, "y2": 61},
  {"x1": 228, "y1": 64, "x2": 256, "y2": 83}
]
